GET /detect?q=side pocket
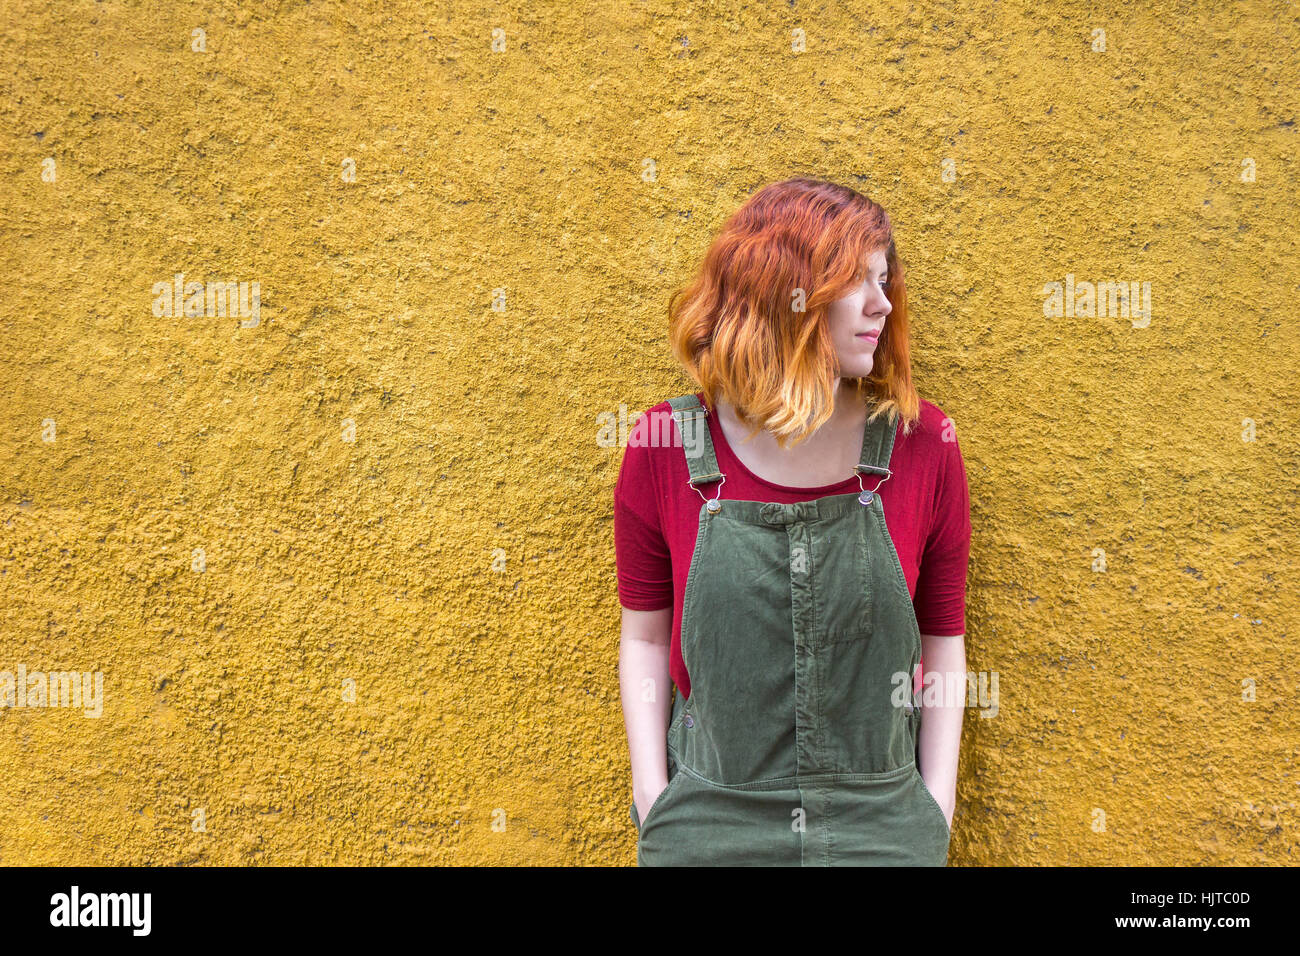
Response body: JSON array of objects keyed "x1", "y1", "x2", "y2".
[
  {"x1": 632, "y1": 757, "x2": 682, "y2": 835},
  {"x1": 631, "y1": 694, "x2": 688, "y2": 834},
  {"x1": 914, "y1": 766, "x2": 952, "y2": 839}
]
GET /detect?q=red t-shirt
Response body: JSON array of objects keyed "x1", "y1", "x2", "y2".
[{"x1": 614, "y1": 392, "x2": 971, "y2": 701}]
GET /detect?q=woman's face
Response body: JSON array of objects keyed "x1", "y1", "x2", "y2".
[{"x1": 826, "y1": 247, "x2": 892, "y2": 380}]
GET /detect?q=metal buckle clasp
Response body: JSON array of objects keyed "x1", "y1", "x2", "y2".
[
  {"x1": 688, "y1": 475, "x2": 725, "y2": 514},
  {"x1": 855, "y1": 465, "x2": 892, "y2": 505}
]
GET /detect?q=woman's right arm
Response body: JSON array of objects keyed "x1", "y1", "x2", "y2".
[
  {"x1": 619, "y1": 606, "x2": 673, "y2": 824},
  {"x1": 614, "y1": 406, "x2": 676, "y2": 824}
]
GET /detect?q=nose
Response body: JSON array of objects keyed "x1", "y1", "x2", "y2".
[{"x1": 864, "y1": 287, "x2": 892, "y2": 319}]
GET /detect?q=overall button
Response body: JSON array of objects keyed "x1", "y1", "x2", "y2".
[{"x1": 683, "y1": 714, "x2": 694, "y2": 728}]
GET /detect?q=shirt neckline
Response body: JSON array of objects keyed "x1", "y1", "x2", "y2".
[{"x1": 700, "y1": 392, "x2": 863, "y2": 495}]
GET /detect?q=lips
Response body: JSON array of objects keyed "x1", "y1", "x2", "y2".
[{"x1": 856, "y1": 331, "x2": 881, "y2": 343}]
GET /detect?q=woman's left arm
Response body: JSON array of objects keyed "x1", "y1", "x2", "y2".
[
  {"x1": 917, "y1": 632, "x2": 966, "y2": 828},
  {"x1": 913, "y1": 409, "x2": 971, "y2": 831},
  {"x1": 911, "y1": 404, "x2": 972, "y2": 831}
]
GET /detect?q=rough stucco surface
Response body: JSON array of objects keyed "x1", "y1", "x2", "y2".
[{"x1": 1, "y1": 0, "x2": 1297, "y2": 865}]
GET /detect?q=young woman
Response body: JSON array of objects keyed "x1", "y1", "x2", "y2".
[{"x1": 615, "y1": 177, "x2": 971, "y2": 866}]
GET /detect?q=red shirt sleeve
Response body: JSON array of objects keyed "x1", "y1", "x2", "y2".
[
  {"x1": 912, "y1": 420, "x2": 971, "y2": 636},
  {"x1": 614, "y1": 411, "x2": 674, "y2": 611}
]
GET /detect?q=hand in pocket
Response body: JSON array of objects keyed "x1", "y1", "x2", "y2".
[{"x1": 634, "y1": 777, "x2": 670, "y2": 827}]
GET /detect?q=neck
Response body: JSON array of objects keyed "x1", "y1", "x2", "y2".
[
  {"x1": 831, "y1": 378, "x2": 868, "y2": 420},
  {"x1": 715, "y1": 380, "x2": 868, "y2": 435}
]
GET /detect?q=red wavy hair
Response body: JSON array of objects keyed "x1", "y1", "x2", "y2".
[{"x1": 667, "y1": 177, "x2": 920, "y2": 447}]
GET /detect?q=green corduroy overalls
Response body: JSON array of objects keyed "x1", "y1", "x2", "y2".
[{"x1": 629, "y1": 393, "x2": 952, "y2": 866}]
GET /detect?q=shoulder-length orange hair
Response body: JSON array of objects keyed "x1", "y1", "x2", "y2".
[{"x1": 667, "y1": 177, "x2": 920, "y2": 448}]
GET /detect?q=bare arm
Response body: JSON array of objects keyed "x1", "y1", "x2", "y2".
[
  {"x1": 917, "y1": 632, "x2": 966, "y2": 829},
  {"x1": 619, "y1": 606, "x2": 673, "y2": 823}
]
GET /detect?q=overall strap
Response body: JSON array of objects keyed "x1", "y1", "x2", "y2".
[
  {"x1": 854, "y1": 402, "x2": 900, "y2": 476},
  {"x1": 667, "y1": 393, "x2": 724, "y2": 487}
]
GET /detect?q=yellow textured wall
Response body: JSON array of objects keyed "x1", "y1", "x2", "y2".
[{"x1": 1, "y1": 0, "x2": 1297, "y2": 865}]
